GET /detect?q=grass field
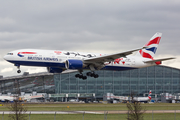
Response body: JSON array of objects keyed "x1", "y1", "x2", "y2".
[
  {"x1": 1, "y1": 103, "x2": 180, "y2": 111},
  {"x1": 1, "y1": 113, "x2": 180, "y2": 120},
  {"x1": 0, "y1": 103, "x2": 180, "y2": 119}
]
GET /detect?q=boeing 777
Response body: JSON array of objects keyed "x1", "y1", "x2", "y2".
[{"x1": 4, "y1": 33, "x2": 174, "y2": 80}]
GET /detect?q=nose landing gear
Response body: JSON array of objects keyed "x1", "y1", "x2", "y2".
[
  {"x1": 15, "y1": 64, "x2": 21, "y2": 73},
  {"x1": 17, "y1": 69, "x2": 21, "y2": 73}
]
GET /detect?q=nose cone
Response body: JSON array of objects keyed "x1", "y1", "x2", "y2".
[
  {"x1": 3, "y1": 54, "x2": 13, "y2": 61},
  {"x1": 3, "y1": 55, "x2": 8, "y2": 60}
]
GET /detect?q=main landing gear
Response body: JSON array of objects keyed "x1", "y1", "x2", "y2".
[
  {"x1": 86, "y1": 72, "x2": 99, "y2": 78},
  {"x1": 75, "y1": 74, "x2": 87, "y2": 80},
  {"x1": 75, "y1": 72, "x2": 99, "y2": 80},
  {"x1": 75, "y1": 65, "x2": 99, "y2": 80}
]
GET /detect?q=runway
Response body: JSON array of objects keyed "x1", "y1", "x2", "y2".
[{"x1": 0, "y1": 110, "x2": 180, "y2": 114}]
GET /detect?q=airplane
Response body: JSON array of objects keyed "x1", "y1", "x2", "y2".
[
  {"x1": 0, "y1": 95, "x2": 14, "y2": 102},
  {"x1": 3, "y1": 33, "x2": 175, "y2": 80},
  {"x1": 106, "y1": 90, "x2": 152, "y2": 103},
  {"x1": 20, "y1": 94, "x2": 44, "y2": 102},
  {"x1": 133, "y1": 90, "x2": 152, "y2": 102},
  {"x1": 0, "y1": 94, "x2": 43, "y2": 102}
]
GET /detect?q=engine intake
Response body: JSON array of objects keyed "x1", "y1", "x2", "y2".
[{"x1": 65, "y1": 59, "x2": 84, "y2": 69}]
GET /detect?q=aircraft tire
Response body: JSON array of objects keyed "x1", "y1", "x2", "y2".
[
  {"x1": 86, "y1": 72, "x2": 91, "y2": 76},
  {"x1": 75, "y1": 74, "x2": 80, "y2": 78},
  {"x1": 79, "y1": 74, "x2": 83, "y2": 79},
  {"x1": 90, "y1": 73, "x2": 95, "y2": 77},
  {"x1": 82, "y1": 76, "x2": 87, "y2": 80},
  {"x1": 94, "y1": 74, "x2": 99, "y2": 78},
  {"x1": 17, "y1": 70, "x2": 21, "y2": 73}
]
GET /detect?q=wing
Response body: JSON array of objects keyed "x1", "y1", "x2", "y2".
[
  {"x1": 61, "y1": 69, "x2": 78, "y2": 74},
  {"x1": 84, "y1": 47, "x2": 146, "y2": 64}
]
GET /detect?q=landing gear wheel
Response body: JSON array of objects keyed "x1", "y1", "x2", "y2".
[
  {"x1": 90, "y1": 73, "x2": 95, "y2": 77},
  {"x1": 82, "y1": 76, "x2": 87, "y2": 80},
  {"x1": 75, "y1": 74, "x2": 80, "y2": 78},
  {"x1": 75, "y1": 74, "x2": 87, "y2": 80},
  {"x1": 86, "y1": 71, "x2": 99, "y2": 78},
  {"x1": 94, "y1": 74, "x2": 99, "y2": 78},
  {"x1": 86, "y1": 72, "x2": 91, "y2": 76},
  {"x1": 79, "y1": 74, "x2": 83, "y2": 79},
  {"x1": 17, "y1": 70, "x2": 21, "y2": 73}
]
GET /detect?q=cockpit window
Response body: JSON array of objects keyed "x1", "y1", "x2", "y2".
[{"x1": 7, "y1": 53, "x2": 13, "y2": 55}]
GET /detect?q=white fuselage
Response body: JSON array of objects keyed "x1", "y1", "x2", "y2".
[
  {"x1": 4, "y1": 49, "x2": 156, "y2": 72},
  {"x1": 133, "y1": 97, "x2": 150, "y2": 102},
  {"x1": 4, "y1": 49, "x2": 155, "y2": 72},
  {"x1": 0, "y1": 96, "x2": 14, "y2": 102}
]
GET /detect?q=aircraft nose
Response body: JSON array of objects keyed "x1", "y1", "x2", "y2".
[
  {"x1": 3, "y1": 55, "x2": 8, "y2": 60},
  {"x1": 3, "y1": 55, "x2": 10, "y2": 61}
]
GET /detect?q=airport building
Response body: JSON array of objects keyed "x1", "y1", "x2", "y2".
[{"x1": 0, "y1": 65, "x2": 180, "y2": 102}]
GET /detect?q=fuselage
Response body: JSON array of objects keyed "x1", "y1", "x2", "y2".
[
  {"x1": 3, "y1": 49, "x2": 155, "y2": 72},
  {"x1": 133, "y1": 97, "x2": 150, "y2": 102},
  {"x1": 0, "y1": 96, "x2": 14, "y2": 102}
]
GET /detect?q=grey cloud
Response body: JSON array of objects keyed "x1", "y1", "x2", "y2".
[{"x1": 0, "y1": 0, "x2": 179, "y2": 76}]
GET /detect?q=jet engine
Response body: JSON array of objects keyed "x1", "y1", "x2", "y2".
[
  {"x1": 47, "y1": 67, "x2": 63, "y2": 73},
  {"x1": 65, "y1": 59, "x2": 84, "y2": 69}
]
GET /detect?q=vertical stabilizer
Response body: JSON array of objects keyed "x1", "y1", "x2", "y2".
[
  {"x1": 148, "y1": 90, "x2": 152, "y2": 100},
  {"x1": 136, "y1": 33, "x2": 162, "y2": 60}
]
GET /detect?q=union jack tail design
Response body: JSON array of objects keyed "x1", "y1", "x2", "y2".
[
  {"x1": 136, "y1": 33, "x2": 162, "y2": 59},
  {"x1": 148, "y1": 90, "x2": 152, "y2": 100}
]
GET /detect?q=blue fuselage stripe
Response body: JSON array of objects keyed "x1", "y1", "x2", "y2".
[
  {"x1": 7, "y1": 60, "x2": 65, "y2": 68},
  {"x1": 7, "y1": 60, "x2": 136, "y2": 71}
]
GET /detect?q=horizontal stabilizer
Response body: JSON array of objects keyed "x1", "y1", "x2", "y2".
[{"x1": 144, "y1": 57, "x2": 175, "y2": 63}]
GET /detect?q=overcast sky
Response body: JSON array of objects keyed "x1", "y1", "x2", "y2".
[{"x1": 0, "y1": 0, "x2": 180, "y2": 77}]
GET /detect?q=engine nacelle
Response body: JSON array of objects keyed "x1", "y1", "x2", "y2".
[
  {"x1": 65, "y1": 59, "x2": 84, "y2": 69},
  {"x1": 47, "y1": 67, "x2": 63, "y2": 73}
]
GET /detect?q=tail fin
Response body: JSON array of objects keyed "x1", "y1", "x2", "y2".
[
  {"x1": 136, "y1": 33, "x2": 162, "y2": 60},
  {"x1": 148, "y1": 90, "x2": 152, "y2": 100}
]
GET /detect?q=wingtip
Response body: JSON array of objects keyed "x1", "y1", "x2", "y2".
[{"x1": 170, "y1": 57, "x2": 176, "y2": 59}]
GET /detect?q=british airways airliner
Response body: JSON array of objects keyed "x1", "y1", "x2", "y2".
[
  {"x1": 4, "y1": 33, "x2": 174, "y2": 80},
  {"x1": 133, "y1": 90, "x2": 152, "y2": 102}
]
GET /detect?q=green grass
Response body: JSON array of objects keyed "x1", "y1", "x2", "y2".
[
  {"x1": 0, "y1": 103, "x2": 180, "y2": 119},
  {"x1": 1, "y1": 103, "x2": 180, "y2": 111},
  {"x1": 1, "y1": 113, "x2": 180, "y2": 120},
  {"x1": 0, "y1": 103, "x2": 178, "y2": 111}
]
